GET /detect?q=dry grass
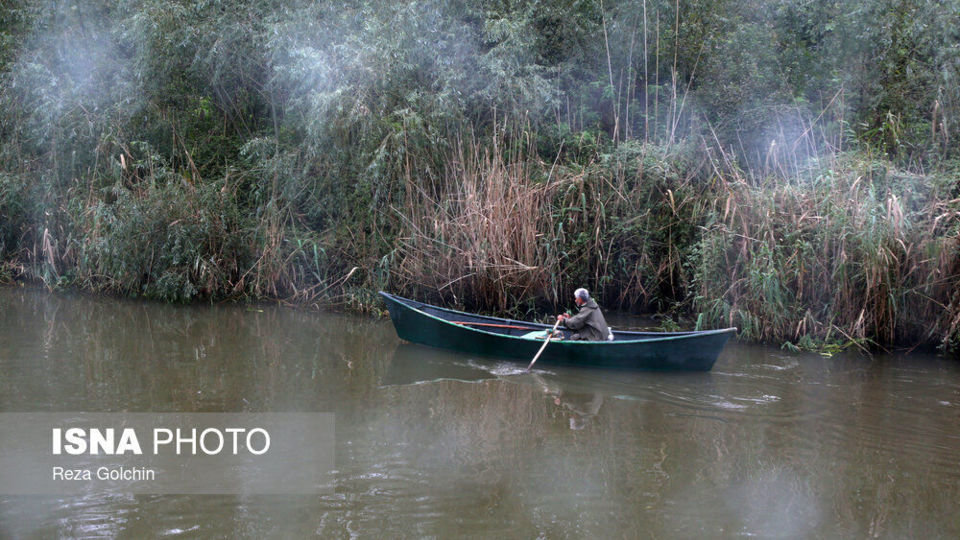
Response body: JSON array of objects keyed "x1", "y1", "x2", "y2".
[{"x1": 393, "y1": 132, "x2": 567, "y2": 312}]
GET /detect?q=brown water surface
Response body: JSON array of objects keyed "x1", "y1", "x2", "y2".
[{"x1": 1, "y1": 287, "x2": 959, "y2": 537}]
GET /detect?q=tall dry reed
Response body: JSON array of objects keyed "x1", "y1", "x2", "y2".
[{"x1": 393, "y1": 132, "x2": 568, "y2": 313}]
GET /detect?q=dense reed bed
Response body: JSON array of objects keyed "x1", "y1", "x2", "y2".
[
  {"x1": 696, "y1": 157, "x2": 960, "y2": 352},
  {"x1": 2, "y1": 129, "x2": 958, "y2": 351}
]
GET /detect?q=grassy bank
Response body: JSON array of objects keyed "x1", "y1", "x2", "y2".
[{"x1": 3, "y1": 134, "x2": 958, "y2": 352}]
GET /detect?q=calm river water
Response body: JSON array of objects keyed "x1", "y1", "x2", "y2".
[{"x1": 1, "y1": 287, "x2": 959, "y2": 538}]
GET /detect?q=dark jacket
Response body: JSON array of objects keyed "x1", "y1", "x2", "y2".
[{"x1": 561, "y1": 299, "x2": 611, "y2": 341}]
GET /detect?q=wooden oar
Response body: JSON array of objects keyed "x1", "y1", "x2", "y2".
[{"x1": 526, "y1": 318, "x2": 562, "y2": 371}]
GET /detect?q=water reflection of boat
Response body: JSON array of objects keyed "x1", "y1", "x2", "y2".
[
  {"x1": 381, "y1": 342, "x2": 732, "y2": 431},
  {"x1": 380, "y1": 292, "x2": 736, "y2": 371},
  {"x1": 531, "y1": 373, "x2": 604, "y2": 430}
]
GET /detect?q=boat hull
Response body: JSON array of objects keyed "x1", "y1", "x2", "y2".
[{"x1": 380, "y1": 292, "x2": 735, "y2": 371}]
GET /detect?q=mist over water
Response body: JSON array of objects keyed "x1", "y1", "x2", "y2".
[{"x1": 1, "y1": 287, "x2": 959, "y2": 537}]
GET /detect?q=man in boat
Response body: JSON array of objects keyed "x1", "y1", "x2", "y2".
[{"x1": 557, "y1": 288, "x2": 613, "y2": 341}]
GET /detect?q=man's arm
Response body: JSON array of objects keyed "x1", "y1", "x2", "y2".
[{"x1": 561, "y1": 309, "x2": 590, "y2": 330}]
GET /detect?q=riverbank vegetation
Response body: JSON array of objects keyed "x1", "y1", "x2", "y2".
[{"x1": 1, "y1": 0, "x2": 958, "y2": 352}]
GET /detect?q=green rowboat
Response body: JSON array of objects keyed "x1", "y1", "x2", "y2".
[{"x1": 380, "y1": 292, "x2": 736, "y2": 371}]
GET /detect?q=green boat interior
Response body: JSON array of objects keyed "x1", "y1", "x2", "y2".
[{"x1": 391, "y1": 294, "x2": 703, "y2": 342}]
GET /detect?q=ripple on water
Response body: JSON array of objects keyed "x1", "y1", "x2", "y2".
[{"x1": 465, "y1": 359, "x2": 535, "y2": 377}]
